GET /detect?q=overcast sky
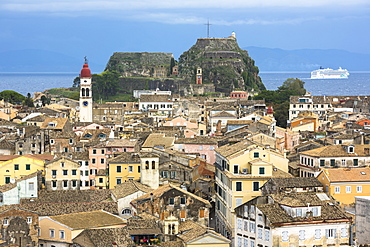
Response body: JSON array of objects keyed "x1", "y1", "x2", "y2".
[{"x1": 1, "y1": 0, "x2": 369, "y2": 71}]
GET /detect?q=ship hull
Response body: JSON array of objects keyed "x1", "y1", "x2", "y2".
[{"x1": 311, "y1": 67, "x2": 349, "y2": 79}]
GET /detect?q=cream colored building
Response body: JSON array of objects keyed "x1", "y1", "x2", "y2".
[
  {"x1": 38, "y1": 210, "x2": 126, "y2": 246},
  {"x1": 214, "y1": 140, "x2": 291, "y2": 239},
  {"x1": 44, "y1": 156, "x2": 81, "y2": 190}
]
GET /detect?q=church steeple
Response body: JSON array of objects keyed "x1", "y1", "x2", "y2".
[{"x1": 79, "y1": 58, "x2": 93, "y2": 122}]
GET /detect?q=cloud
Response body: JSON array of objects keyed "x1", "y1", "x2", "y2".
[{"x1": 1, "y1": 0, "x2": 369, "y2": 12}]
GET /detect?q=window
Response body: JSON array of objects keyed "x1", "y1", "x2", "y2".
[
  {"x1": 234, "y1": 165, "x2": 239, "y2": 174},
  {"x1": 26, "y1": 164, "x2": 30, "y2": 170},
  {"x1": 5, "y1": 177, "x2": 10, "y2": 184},
  {"x1": 29, "y1": 182, "x2": 34, "y2": 191},
  {"x1": 253, "y1": 152, "x2": 259, "y2": 158},
  {"x1": 52, "y1": 170, "x2": 57, "y2": 176},
  {"x1": 296, "y1": 208, "x2": 302, "y2": 217},
  {"x1": 50, "y1": 229, "x2": 55, "y2": 238},
  {"x1": 330, "y1": 159, "x2": 335, "y2": 167},
  {"x1": 249, "y1": 222, "x2": 255, "y2": 233},
  {"x1": 342, "y1": 159, "x2": 346, "y2": 166},
  {"x1": 14, "y1": 164, "x2": 19, "y2": 170},
  {"x1": 99, "y1": 178, "x2": 103, "y2": 183},
  {"x1": 169, "y1": 198, "x2": 174, "y2": 205},
  {"x1": 258, "y1": 228, "x2": 263, "y2": 239},
  {"x1": 85, "y1": 170, "x2": 88, "y2": 176},
  {"x1": 52, "y1": 181, "x2": 57, "y2": 188},
  {"x1": 237, "y1": 237, "x2": 242, "y2": 247},
  {"x1": 72, "y1": 180, "x2": 77, "y2": 187},
  {"x1": 161, "y1": 171, "x2": 168, "y2": 178},
  {"x1": 152, "y1": 161, "x2": 156, "y2": 169},
  {"x1": 27, "y1": 217, "x2": 32, "y2": 223},
  {"x1": 63, "y1": 180, "x2": 68, "y2": 188},
  {"x1": 236, "y1": 182, "x2": 242, "y2": 191},
  {"x1": 346, "y1": 186, "x2": 351, "y2": 193},
  {"x1": 237, "y1": 219, "x2": 243, "y2": 230},
  {"x1": 341, "y1": 228, "x2": 348, "y2": 238},
  {"x1": 253, "y1": 181, "x2": 259, "y2": 191},
  {"x1": 101, "y1": 158, "x2": 105, "y2": 164},
  {"x1": 199, "y1": 145, "x2": 203, "y2": 151},
  {"x1": 170, "y1": 171, "x2": 176, "y2": 179},
  {"x1": 116, "y1": 178, "x2": 122, "y2": 185},
  {"x1": 60, "y1": 230, "x2": 65, "y2": 239},
  {"x1": 312, "y1": 207, "x2": 319, "y2": 216},
  {"x1": 116, "y1": 166, "x2": 122, "y2": 173},
  {"x1": 63, "y1": 170, "x2": 68, "y2": 176},
  {"x1": 92, "y1": 158, "x2": 96, "y2": 164},
  {"x1": 299, "y1": 230, "x2": 305, "y2": 240},
  {"x1": 122, "y1": 208, "x2": 132, "y2": 215},
  {"x1": 315, "y1": 229, "x2": 321, "y2": 239},
  {"x1": 250, "y1": 240, "x2": 255, "y2": 247},
  {"x1": 326, "y1": 229, "x2": 337, "y2": 238},
  {"x1": 357, "y1": 186, "x2": 362, "y2": 193},
  {"x1": 259, "y1": 167, "x2": 265, "y2": 175},
  {"x1": 180, "y1": 197, "x2": 186, "y2": 205},
  {"x1": 244, "y1": 220, "x2": 248, "y2": 231},
  {"x1": 320, "y1": 160, "x2": 325, "y2": 167},
  {"x1": 72, "y1": 170, "x2": 77, "y2": 176},
  {"x1": 3, "y1": 218, "x2": 8, "y2": 225},
  {"x1": 265, "y1": 229, "x2": 270, "y2": 241},
  {"x1": 335, "y1": 186, "x2": 340, "y2": 193},
  {"x1": 93, "y1": 149, "x2": 97, "y2": 154},
  {"x1": 354, "y1": 159, "x2": 358, "y2": 166},
  {"x1": 128, "y1": 166, "x2": 133, "y2": 173}
]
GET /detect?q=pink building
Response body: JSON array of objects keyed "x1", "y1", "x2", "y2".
[
  {"x1": 230, "y1": 90, "x2": 248, "y2": 99},
  {"x1": 174, "y1": 137, "x2": 218, "y2": 164},
  {"x1": 276, "y1": 126, "x2": 300, "y2": 152},
  {"x1": 88, "y1": 144, "x2": 107, "y2": 189}
]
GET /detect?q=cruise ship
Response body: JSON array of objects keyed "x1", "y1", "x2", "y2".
[{"x1": 310, "y1": 67, "x2": 350, "y2": 79}]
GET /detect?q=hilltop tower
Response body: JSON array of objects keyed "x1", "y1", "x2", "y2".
[
  {"x1": 79, "y1": 58, "x2": 93, "y2": 122},
  {"x1": 196, "y1": 68, "x2": 202, "y2": 84}
]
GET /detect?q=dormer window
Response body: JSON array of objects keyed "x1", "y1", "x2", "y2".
[
  {"x1": 84, "y1": 134, "x2": 92, "y2": 138},
  {"x1": 48, "y1": 122, "x2": 57, "y2": 127},
  {"x1": 98, "y1": 133, "x2": 106, "y2": 138},
  {"x1": 348, "y1": 145, "x2": 354, "y2": 153}
]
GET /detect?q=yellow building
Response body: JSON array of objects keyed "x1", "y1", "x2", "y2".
[
  {"x1": 44, "y1": 156, "x2": 81, "y2": 190},
  {"x1": 38, "y1": 210, "x2": 126, "y2": 246},
  {"x1": 214, "y1": 140, "x2": 291, "y2": 240},
  {"x1": 108, "y1": 152, "x2": 141, "y2": 189},
  {"x1": 0, "y1": 154, "x2": 53, "y2": 185},
  {"x1": 317, "y1": 167, "x2": 370, "y2": 205}
]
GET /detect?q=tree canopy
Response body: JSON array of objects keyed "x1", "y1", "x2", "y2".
[
  {"x1": 255, "y1": 78, "x2": 306, "y2": 127},
  {"x1": 0, "y1": 90, "x2": 26, "y2": 105}
]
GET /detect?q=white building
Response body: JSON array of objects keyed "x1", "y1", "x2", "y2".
[{"x1": 235, "y1": 193, "x2": 352, "y2": 247}]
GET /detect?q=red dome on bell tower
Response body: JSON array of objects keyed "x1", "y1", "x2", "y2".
[{"x1": 80, "y1": 57, "x2": 92, "y2": 78}]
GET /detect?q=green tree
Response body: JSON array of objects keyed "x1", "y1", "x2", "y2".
[
  {"x1": 72, "y1": 77, "x2": 80, "y2": 87},
  {"x1": 255, "y1": 78, "x2": 306, "y2": 127},
  {"x1": 92, "y1": 71, "x2": 120, "y2": 100},
  {"x1": 40, "y1": 95, "x2": 50, "y2": 106},
  {"x1": 23, "y1": 93, "x2": 34, "y2": 107},
  {"x1": 0, "y1": 90, "x2": 26, "y2": 105}
]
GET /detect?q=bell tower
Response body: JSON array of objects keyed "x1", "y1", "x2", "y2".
[
  {"x1": 196, "y1": 68, "x2": 202, "y2": 84},
  {"x1": 79, "y1": 57, "x2": 93, "y2": 122}
]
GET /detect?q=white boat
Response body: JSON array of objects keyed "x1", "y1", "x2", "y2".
[{"x1": 310, "y1": 67, "x2": 349, "y2": 79}]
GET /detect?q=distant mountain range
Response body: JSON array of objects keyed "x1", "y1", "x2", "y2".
[
  {"x1": 1, "y1": 48, "x2": 369, "y2": 72},
  {"x1": 244, "y1": 46, "x2": 370, "y2": 72}
]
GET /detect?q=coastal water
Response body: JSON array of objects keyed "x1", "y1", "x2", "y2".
[
  {"x1": 260, "y1": 71, "x2": 370, "y2": 96},
  {"x1": 0, "y1": 71, "x2": 369, "y2": 97}
]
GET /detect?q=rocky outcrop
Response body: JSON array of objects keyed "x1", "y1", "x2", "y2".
[
  {"x1": 178, "y1": 36, "x2": 265, "y2": 93},
  {"x1": 105, "y1": 52, "x2": 173, "y2": 77}
]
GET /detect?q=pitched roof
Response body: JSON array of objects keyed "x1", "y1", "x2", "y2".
[
  {"x1": 50, "y1": 210, "x2": 125, "y2": 229},
  {"x1": 257, "y1": 193, "x2": 350, "y2": 225},
  {"x1": 301, "y1": 144, "x2": 370, "y2": 157},
  {"x1": 268, "y1": 177, "x2": 324, "y2": 188},
  {"x1": 131, "y1": 183, "x2": 211, "y2": 207},
  {"x1": 40, "y1": 117, "x2": 68, "y2": 130},
  {"x1": 211, "y1": 111, "x2": 237, "y2": 118},
  {"x1": 142, "y1": 133, "x2": 175, "y2": 149},
  {"x1": 174, "y1": 136, "x2": 217, "y2": 145},
  {"x1": 73, "y1": 227, "x2": 134, "y2": 247},
  {"x1": 108, "y1": 152, "x2": 141, "y2": 163},
  {"x1": 112, "y1": 181, "x2": 153, "y2": 199},
  {"x1": 322, "y1": 167, "x2": 370, "y2": 182}
]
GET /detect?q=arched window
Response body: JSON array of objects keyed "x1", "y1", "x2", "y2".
[
  {"x1": 122, "y1": 208, "x2": 132, "y2": 215},
  {"x1": 145, "y1": 161, "x2": 149, "y2": 169},
  {"x1": 152, "y1": 161, "x2": 155, "y2": 169},
  {"x1": 86, "y1": 88, "x2": 90, "y2": 97},
  {"x1": 81, "y1": 88, "x2": 85, "y2": 97}
]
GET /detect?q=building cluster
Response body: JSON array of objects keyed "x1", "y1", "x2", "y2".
[{"x1": 0, "y1": 63, "x2": 369, "y2": 247}]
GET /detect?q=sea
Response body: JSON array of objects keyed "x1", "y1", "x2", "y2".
[{"x1": 0, "y1": 71, "x2": 369, "y2": 96}]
